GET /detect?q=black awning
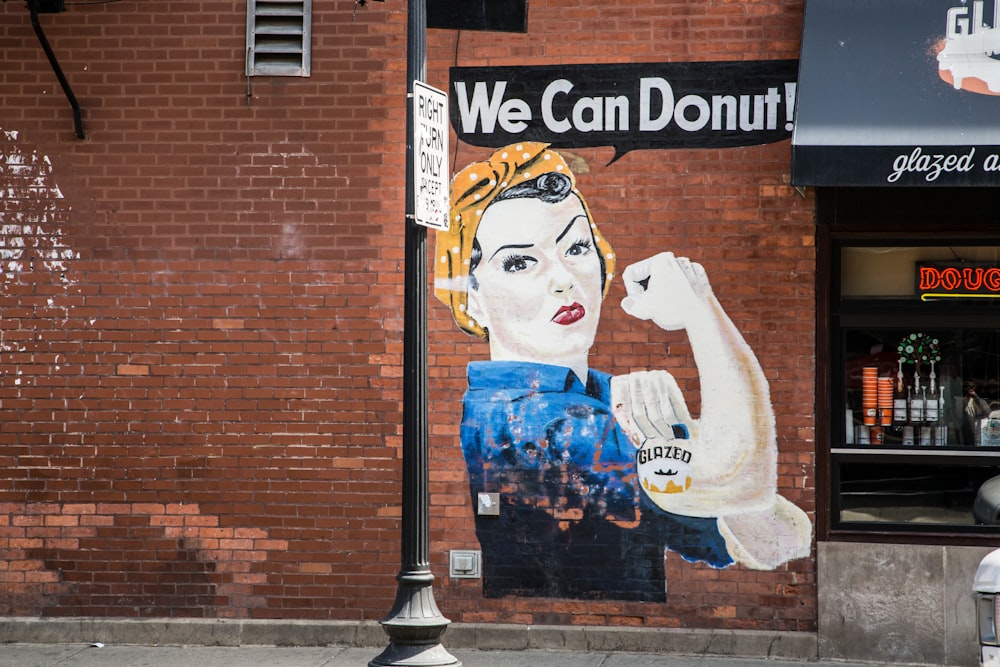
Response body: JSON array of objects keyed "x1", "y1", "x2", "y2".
[{"x1": 791, "y1": 0, "x2": 1000, "y2": 187}]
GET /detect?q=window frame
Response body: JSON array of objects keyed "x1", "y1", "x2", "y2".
[{"x1": 817, "y1": 187, "x2": 1000, "y2": 545}]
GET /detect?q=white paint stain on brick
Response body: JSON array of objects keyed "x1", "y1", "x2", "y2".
[{"x1": 1, "y1": 127, "x2": 80, "y2": 355}]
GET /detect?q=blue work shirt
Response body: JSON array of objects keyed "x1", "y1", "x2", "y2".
[{"x1": 460, "y1": 360, "x2": 732, "y2": 601}]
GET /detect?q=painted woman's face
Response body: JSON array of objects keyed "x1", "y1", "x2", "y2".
[{"x1": 467, "y1": 192, "x2": 604, "y2": 366}]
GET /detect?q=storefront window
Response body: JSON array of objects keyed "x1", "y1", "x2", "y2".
[{"x1": 834, "y1": 244, "x2": 1000, "y2": 532}]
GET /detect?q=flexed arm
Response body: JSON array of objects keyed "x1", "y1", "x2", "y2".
[
  {"x1": 617, "y1": 252, "x2": 775, "y2": 511},
  {"x1": 613, "y1": 252, "x2": 810, "y2": 569}
]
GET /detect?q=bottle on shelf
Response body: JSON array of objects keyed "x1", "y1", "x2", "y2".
[
  {"x1": 893, "y1": 380, "x2": 908, "y2": 426},
  {"x1": 909, "y1": 384, "x2": 924, "y2": 425},
  {"x1": 935, "y1": 382, "x2": 949, "y2": 446},
  {"x1": 924, "y1": 385, "x2": 939, "y2": 423}
]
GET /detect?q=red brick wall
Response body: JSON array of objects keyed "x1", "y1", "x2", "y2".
[{"x1": 1, "y1": 0, "x2": 816, "y2": 631}]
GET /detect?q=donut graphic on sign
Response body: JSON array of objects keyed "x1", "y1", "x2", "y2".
[{"x1": 937, "y1": 0, "x2": 1000, "y2": 95}]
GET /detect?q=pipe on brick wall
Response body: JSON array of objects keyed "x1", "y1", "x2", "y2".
[{"x1": 27, "y1": 1, "x2": 85, "y2": 140}]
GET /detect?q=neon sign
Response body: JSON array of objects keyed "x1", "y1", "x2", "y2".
[{"x1": 918, "y1": 262, "x2": 1000, "y2": 300}]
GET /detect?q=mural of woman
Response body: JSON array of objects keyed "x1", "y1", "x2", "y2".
[{"x1": 434, "y1": 142, "x2": 810, "y2": 601}]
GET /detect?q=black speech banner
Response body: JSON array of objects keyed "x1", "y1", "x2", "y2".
[{"x1": 449, "y1": 61, "x2": 798, "y2": 163}]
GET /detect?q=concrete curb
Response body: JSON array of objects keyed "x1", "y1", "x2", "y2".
[{"x1": 0, "y1": 617, "x2": 819, "y2": 660}]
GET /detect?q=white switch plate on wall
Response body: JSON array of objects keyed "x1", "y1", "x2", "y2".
[{"x1": 449, "y1": 550, "x2": 481, "y2": 578}]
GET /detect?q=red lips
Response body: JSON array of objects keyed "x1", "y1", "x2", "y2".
[{"x1": 552, "y1": 302, "x2": 585, "y2": 325}]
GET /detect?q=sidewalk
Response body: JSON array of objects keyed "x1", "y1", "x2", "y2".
[
  {"x1": 0, "y1": 619, "x2": 929, "y2": 667},
  {"x1": 0, "y1": 643, "x2": 892, "y2": 667}
]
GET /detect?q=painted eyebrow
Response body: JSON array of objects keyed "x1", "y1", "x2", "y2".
[
  {"x1": 487, "y1": 214, "x2": 589, "y2": 262},
  {"x1": 488, "y1": 243, "x2": 533, "y2": 262},
  {"x1": 556, "y1": 215, "x2": 589, "y2": 243}
]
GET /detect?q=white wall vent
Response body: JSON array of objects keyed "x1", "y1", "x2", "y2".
[{"x1": 246, "y1": 0, "x2": 312, "y2": 77}]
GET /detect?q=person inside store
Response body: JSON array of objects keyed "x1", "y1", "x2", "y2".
[
  {"x1": 964, "y1": 381, "x2": 992, "y2": 445},
  {"x1": 433, "y1": 142, "x2": 811, "y2": 600}
]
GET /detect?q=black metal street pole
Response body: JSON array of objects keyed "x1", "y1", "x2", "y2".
[{"x1": 368, "y1": 0, "x2": 459, "y2": 662}]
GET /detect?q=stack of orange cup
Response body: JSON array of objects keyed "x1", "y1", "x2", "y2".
[
  {"x1": 862, "y1": 367, "x2": 878, "y2": 426},
  {"x1": 877, "y1": 376, "x2": 894, "y2": 426}
]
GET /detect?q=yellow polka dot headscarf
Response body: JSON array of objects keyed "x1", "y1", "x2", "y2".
[{"x1": 434, "y1": 142, "x2": 616, "y2": 339}]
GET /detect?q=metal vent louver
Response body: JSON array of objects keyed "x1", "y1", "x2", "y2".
[{"x1": 246, "y1": 0, "x2": 311, "y2": 77}]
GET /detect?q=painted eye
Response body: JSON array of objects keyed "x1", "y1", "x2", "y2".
[
  {"x1": 501, "y1": 254, "x2": 536, "y2": 273},
  {"x1": 566, "y1": 238, "x2": 593, "y2": 257}
]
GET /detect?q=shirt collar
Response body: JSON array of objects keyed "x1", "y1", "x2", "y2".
[{"x1": 467, "y1": 360, "x2": 608, "y2": 400}]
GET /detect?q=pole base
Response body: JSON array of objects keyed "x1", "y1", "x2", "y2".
[
  {"x1": 370, "y1": 580, "x2": 460, "y2": 667},
  {"x1": 368, "y1": 641, "x2": 461, "y2": 667}
]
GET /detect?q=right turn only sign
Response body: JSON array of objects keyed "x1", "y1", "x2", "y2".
[{"x1": 413, "y1": 80, "x2": 449, "y2": 230}]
